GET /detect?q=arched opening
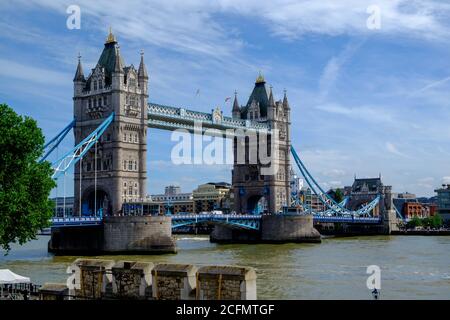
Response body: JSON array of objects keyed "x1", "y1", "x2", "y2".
[
  {"x1": 246, "y1": 195, "x2": 266, "y2": 214},
  {"x1": 82, "y1": 188, "x2": 111, "y2": 217}
]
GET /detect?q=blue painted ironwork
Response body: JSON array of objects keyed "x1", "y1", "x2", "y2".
[
  {"x1": 291, "y1": 145, "x2": 381, "y2": 217},
  {"x1": 51, "y1": 113, "x2": 114, "y2": 179},
  {"x1": 51, "y1": 216, "x2": 102, "y2": 227},
  {"x1": 147, "y1": 102, "x2": 270, "y2": 134},
  {"x1": 171, "y1": 214, "x2": 261, "y2": 230},
  {"x1": 40, "y1": 119, "x2": 75, "y2": 162}
]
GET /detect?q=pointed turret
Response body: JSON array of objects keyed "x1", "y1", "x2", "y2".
[
  {"x1": 138, "y1": 50, "x2": 148, "y2": 79},
  {"x1": 73, "y1": 54, "x2": 85, "y2": 82},
  {"x1": 268, "y1": 86, "x2": 275, "y2": 107},
  {"x1": 232, "y1": 90, "x2": 240, "y2": 119},
  {"x1": 113, "y1": 46, "x2": 124, "y2": 73},
  {"x1": 283, "y1": 89, "x2": 290, "y2": 110}
]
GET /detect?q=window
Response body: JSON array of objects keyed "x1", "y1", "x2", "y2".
[
  {"x1": 98, "y1": 98, "x2": 102, "y2": 106},
  {"x1": 124, "y1": 182, "x2": 127, "y2": 187},
  {"x1": 98, "y1": 80, "x2": 103, "y2": 89},
  {"x1": 93, "y1": 81, "x2": 97, "y2": 91},
  {"x1": 134, "y1": 161, "x2": 137, "y2": 171},
  {"x1": 123, "y1": 133, "x2": 127, "y2": 142},
  {"x1": 134, "y1": 134, "x2": 138, "y2": 143},
  {"x1": 103, "y1": 96, "x2": 107, "y2": 106},
  {"x1": 88, "y1": 99, "x2": 92, "y2": 108},
  {"x1": 129, "y1": 186, "x2": 133, "y2": 195},
  {"x1": 129, "y1": 78, "x2": 136, "y2": 87},
  {"x1": 124, "y1": 160, "x2": 127, "y2": 170},
  {"x1": 128, "y1": 161, "x2": 133, "y2": 171},
  {"x1": 129, "y1": 95, "x2": 136, "y2": 106}
]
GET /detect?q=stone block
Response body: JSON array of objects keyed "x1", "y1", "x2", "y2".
[
  {"x1": 111, "y1": 261, "x2": 154, "y2": 299},
  {"x1": 152, "y1": 263, "x2": 197, "y2": 300},
  {"x1": 196, "y1": 265, "x2": 257, "y2": 300}
]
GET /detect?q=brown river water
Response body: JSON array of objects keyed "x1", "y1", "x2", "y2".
[{"x1": 1, "y1": 235, "x2": 449, "y2": 299}]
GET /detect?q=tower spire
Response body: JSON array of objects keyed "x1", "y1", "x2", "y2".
[
  {"x1": 73, "y1": 53, "x2": 85, "y2": 82},
  {"x1": 232, "y1": 90, "x2": 240, "y2": 112},
  {"x1": 138, "y1": 49, "x2": 148, "y2": 79},
  {"x1": 268, "y1": 86, "x2": 275, "y2": 107},
  {"x1": 105, "y1": 27, "x2": 116, "y2": 44},
  {"x1": 255, "y1": 71, "x2": 265, "y2": 84},
  {"x1": 113, "y1": 45, "x2": 124, "y2": 73},
  {"x1": 283, "y1": 89, "x2": 290, "y2": 110}
]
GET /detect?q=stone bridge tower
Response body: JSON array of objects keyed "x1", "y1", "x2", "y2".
[
  {"x1": 232, "y1": 74, "x2": 291, "y2": 214},
  {"x1": 72, "y1": 30, "x2": 148, "y2": 216}
]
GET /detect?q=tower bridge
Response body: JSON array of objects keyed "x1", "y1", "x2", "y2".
[{"x1": 45, "y1": 30, "x2": 398, "y2": 254}]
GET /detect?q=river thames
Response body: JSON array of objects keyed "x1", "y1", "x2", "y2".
[{"x1": 1, "y1": 235, "x2": 449, "y2": 299}]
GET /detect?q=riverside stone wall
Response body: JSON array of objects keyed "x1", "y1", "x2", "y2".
[
  {"x1": 151, "y1": 264, "x2": 197, "y2": 300},
  {"x1": 50, "y1": 259, "x2": 257, "y2": 300},
  {"x1": 197, "y1": 266, "x2": 257, "y2": 300}
]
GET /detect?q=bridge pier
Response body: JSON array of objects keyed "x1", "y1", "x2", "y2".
[
  {"x1": 103, "y1": 216, "x2": 176, "y2": 254},
  {"x1": 261, "y1": 214, "x2": 321, "y2": 243},
  {"x1": 210, "y1": 214, "x2": 321, "y2": 244},
  {"x1": 49, "y1": 216, "x2": 176, "y2": 255}
]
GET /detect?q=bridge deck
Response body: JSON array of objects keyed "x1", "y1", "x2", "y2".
[{"x1": 51, "y1": 214, "x2": 382, "y2": 228}]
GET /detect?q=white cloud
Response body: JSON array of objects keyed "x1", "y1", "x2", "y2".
[
  {"x1": 442, "y1": 177, "x2": 450, "y2": 184},
  {"x1": 316, "y1": 103, "x2": 394, "y2": 124},
  {"x1": 0, "y1": 58, "x2": 70, "y2": 86},
  {"x1": 322, "y1": 169, "x2": 346, "y2": 178},
  {"x1": 385, "y1": 141, "x2": 407, "y2": 157}
]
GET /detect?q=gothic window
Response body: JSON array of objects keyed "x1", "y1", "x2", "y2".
[
  {"x1": 124, "y1": 182, "x2": 127, "y2": 187},
  {"x1": 133, "y1": 160, "x2": 137, "y2": 171},
  {"x1": 98, "y1": 79, "x2": 103, "y2": 89},
  {"x1": 129, "y1": 95, "x2": 136, "y2": 106},
  {"x1": 123, "y1": 133, "x2": 127, "y2": 142},
  {"x1": 128, "y1": 186, "x2": 133, "y2": 195},
  {"x1": 129, "y1": 78, "x2": 136, "y2": 87},
  {"x1": 128, "y1": 160, "x2": 133, "y2": 171},
  {"x1": 134, "y1": 134, "x2": 138, "y2": 143},
  {"x1": 93, "y1": 80, "x2": 97, "y2": 91}
]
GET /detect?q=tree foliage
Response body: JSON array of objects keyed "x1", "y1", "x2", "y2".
[
  {"x1": 0, "y1": 103, "x2": 56, "y2": 252},
  {"x1": 334, "y1": 188, "x2": 344, "y2": 203}
]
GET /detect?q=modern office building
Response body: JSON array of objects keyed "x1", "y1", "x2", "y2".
[
  {"x1": 192, "y1": 182, "x2": 232, "y2": 213},
  {"x1": 435, "y1": 185, "x2": 450, "y2": 222},
  {"x1": 149, "y1": 185, "x2": 193, "y2": 214}
]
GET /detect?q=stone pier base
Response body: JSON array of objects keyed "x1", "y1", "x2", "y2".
[
  {"x1": 103, "y1": 216, "x2": 176, "y2": 254},
  {"x1": 211, "y1": 214, "x2": 321, "y2": 244},
  {"x1": 49, "y1": 216, "x2": 176, "y2": 255},
  {"x1": 261, "y1": 214, "x2": 321, "y2": 243}
]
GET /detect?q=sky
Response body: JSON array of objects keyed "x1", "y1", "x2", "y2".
[{"x1": 1, "y1": 0, "x2": 450, "y2": 197}]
